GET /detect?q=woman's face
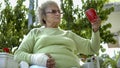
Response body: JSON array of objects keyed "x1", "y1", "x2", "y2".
[{"x1": 44, "y1": 5, "x2": 61, "y2": 28}]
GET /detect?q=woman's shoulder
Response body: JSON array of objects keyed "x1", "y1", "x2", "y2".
[
  {"x1": 65, "y1": 30, "x2": 79, "y2": 36},
  {"x1": 64, "y1": 30, "x2": 73, "y2": 34},
  {"x1": 60, "y1": 29, "x2": 75, "y2": 36},
  {"x1": 30, "y1": 28, "x2": 41, "y2": 32},
  {"x1": 28, "y1": 27, "x2": 43, "y2": 36}
]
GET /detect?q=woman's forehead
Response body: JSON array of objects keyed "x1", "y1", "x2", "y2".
[
  {"x1": 47, "y1": 4, "x2": 59, "y2": 9},
  {"x1": 47, "y1": 6, "x2": 59, "y2": 9},
  {"x1": 46, "y1": 5, "x2": 59, "y2": 10}
]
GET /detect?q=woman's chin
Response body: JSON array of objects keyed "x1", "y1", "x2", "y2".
[{"x1": 54, "y1": 21, "x2": 60, "y2": 23}]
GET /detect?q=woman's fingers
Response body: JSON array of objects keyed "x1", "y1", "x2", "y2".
[
  {"x1": 46, "y1": 53, "x2": 52, "y2": 58},
  {"x1": 45, "y1": 53, "x2": 56, "y2": 68},
  {"x1": 47, "y1": 58, "x2": 55, "y2": 68},
  {"x1": 47, "y1": 58, "x2": 55, "y2": 67},
  {"x1": 92, "y1": 18, "x2": 101, "y2": 32}
]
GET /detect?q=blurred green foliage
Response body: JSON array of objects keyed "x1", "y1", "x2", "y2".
[
  {"x1": 0, "y1": 0, "x2": 29, "y2": 49},
  {"x1": 60, "y1": 0, "x2": 115, "y2": 44}
]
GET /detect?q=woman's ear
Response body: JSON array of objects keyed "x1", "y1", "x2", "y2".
[
  {"x1": 43, "y1": 14, "x2": 46, "y2": 20},
  {"x1": 42, "y1": 15, "x2": 46, "y2": 24}
]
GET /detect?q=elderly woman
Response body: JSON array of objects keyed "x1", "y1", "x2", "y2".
[{"x1": 14, "y1": 1, "x2": 101, "y2": 68}]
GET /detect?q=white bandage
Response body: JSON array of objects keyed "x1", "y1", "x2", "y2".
[{"x1": 31, "y1": 53, "x2": 49, "y2": 66}]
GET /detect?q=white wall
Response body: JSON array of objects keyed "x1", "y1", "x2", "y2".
[{"x1": 107, "y1": 12, "x2": 120, "y2": 33}]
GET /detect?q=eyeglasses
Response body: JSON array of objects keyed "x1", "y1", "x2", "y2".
[{"x1": 46, "y1": 9, "x2": 63, "y2": 14}]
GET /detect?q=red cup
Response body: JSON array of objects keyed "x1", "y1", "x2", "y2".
[{"x1": 85, "y1": 8, "x2": 99, "y2": 23}]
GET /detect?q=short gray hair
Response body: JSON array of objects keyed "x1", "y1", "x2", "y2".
[{"x1": 36, "y1": 1, "x2": 59, "y2": 25}]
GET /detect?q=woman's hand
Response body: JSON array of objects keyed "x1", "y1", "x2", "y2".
[
  {"x1": 91, "y1": 18, "x2": 101, "y2": 32},
  {"x1": 46, "y1": 53, "x2": 55, "y2": 68}
]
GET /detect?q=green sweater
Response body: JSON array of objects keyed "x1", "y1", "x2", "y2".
[{"x1": 14, "y1": 27, "x2": 100, "y2": 68}]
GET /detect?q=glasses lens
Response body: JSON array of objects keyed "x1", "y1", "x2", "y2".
[
  {"x1": 46, "y1": 10, "x2": 62, "y2": 14},
  {"x1": 52, "y1": 10, "x2": 57, "y2": 13}
]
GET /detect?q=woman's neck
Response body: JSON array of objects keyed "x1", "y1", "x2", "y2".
[{"x1": 45, "y1": 24, "x2": 59, "y2": 28}]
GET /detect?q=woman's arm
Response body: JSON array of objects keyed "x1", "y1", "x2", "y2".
[
  {"x1": 14, "y1": 29, "x2": 36, "y2": 63},
  {"x1": 71, "y1": 18, "x2": 101, "y2": 55}
]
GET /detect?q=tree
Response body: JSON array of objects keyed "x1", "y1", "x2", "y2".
[
  {"x1": 0, "y1": 0, "x2": 29, "y2": 50},
  {"x1": 60, "y1": 0, "x2": 116, "y2": 55}
]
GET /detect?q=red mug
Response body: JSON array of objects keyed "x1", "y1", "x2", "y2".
[{"x1": 85, "y1": 8, "x2": 99, "y2": 23}]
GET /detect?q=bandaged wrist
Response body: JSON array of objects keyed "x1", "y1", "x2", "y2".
[{"x1": 31, "y1": 53, "x2": 49, "y2": 66}]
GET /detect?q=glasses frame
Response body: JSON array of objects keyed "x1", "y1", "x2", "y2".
[{"x1": 46, "y1": 9, "x2": 63, "y2": 14}]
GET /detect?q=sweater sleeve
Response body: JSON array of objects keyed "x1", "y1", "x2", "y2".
[
  {"x1": 14, "y1": 29, "x2": 37, "y2": 63},
  {"x1": 70, "y1": 31, "x2": 100, "y2": 55}
]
